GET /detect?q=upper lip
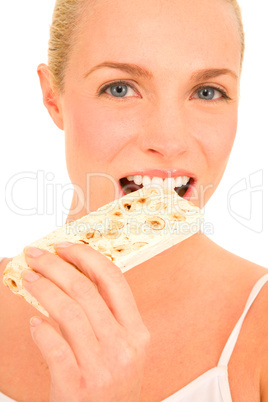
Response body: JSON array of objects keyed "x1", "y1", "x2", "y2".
[{"x1": 119, "y1": 169, "x2": 196, "y2": 181}]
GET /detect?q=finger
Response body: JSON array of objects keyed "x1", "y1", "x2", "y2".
[
  {"x1": 22, "y1": 269, "x2": 100, "y2": 364},
  {"x1": 55, "y1": 242, "x2": 146, "y2": 332},
  {"x1": 24, "y1": 247, "x2": 121, "y2": 340},
  {"x1": 29, "y1": 316, "x2": 80, "y2": 397}
]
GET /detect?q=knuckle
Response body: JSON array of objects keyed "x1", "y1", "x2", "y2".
[
  {"x1": 60, "y1": 301, "x2": 84, "y2": 322},
  {"x1": 50, "y1": 343, "x2": 71, "y2": 365},
  {"x1": 96, "y1": 264, "x2": 124, "y2": 291},
  {"x1": 131, "y1": 325, "x2": 151, "y2": 350},
  {"x1": 116, "y1": 339, "x2": 137, "y2": 368},
  {"x1": 70, "y1": 277, "x2": 96, "y2": 299},
  {"x1": 107, "y1": 265, "x2": 124, "y2": 283},
  {"x1": 140, "y1": 327, "x2": 151, "y2": 348},
  {"x1": 93, "y1": 370, "x2": 113, "y2": 391},
  {"x1": 118, "y1": 348, "x2": 136, "y2": 368}
]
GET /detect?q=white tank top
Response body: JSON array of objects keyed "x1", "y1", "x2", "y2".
[
  {"x1": 1, "y1": 274, "x2": 268, "y2": 402},
  {"x1": 162, "y1": 273, "x2": 268, "y2": 401}
]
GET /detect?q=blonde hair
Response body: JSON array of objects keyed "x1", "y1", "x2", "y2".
[
  {"x1": 226, "y1": 0, "x2": 245, "y2": 67},
  {"x1": 48, "y1": 0, "x2": 86, "y2": 93},
  {"x1": 48, "y1": 0, "x2": 245, "y2": 93}
]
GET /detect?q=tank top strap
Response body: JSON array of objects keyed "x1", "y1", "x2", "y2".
[{"x1": 218, "y1": 273, "x2": 268, "y2": 367}]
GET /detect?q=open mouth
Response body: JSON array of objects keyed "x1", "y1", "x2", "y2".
[{"x1": 119, "y1": 175, "x2": 193, "y2": 198}]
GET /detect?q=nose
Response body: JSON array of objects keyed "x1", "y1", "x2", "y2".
[{"x1": 137, "y1": 102, "x2": 190, "y2": 161}]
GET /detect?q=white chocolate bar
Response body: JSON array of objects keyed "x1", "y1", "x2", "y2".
[{"x1": 3, "y1": 187, "x2": 204, "y2": 316}]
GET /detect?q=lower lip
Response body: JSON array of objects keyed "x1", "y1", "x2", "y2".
[{"x1": 118, "y1": 178, "x2": 196, "y2": 199}]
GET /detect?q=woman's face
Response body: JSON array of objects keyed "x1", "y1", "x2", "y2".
[{"x1": 55, "y1": 0, "x2": 241, "y2": 217}]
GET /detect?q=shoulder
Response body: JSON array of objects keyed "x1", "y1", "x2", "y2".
[
  {"x1": 0, "y1": 258, "x2": 50, "y2": 400},
  {"x1": 209, "y1": 241, "x2": 268, "y2": 400},
  {"x1": 218, "y1": 249, "x2": 268, "y2": 400},
  {"x1": 244, "y1": 270, "x2": 268, "y2": 400}
]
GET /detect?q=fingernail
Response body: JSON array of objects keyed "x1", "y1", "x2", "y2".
[
  {"x1": 22, "y1": 270, "x2": 41, "y2": 283},
  {"x1": 30, "y1": 316, "x2": 43, "y2": 327},
  {"x1": 55, "y1": 241, "x2": 73, "y2": 249},
  {"x1": 24, "y1": 246, "x2": 44, "y2": 258}
]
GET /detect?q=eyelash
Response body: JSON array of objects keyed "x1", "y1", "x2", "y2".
[
  {"x1": 97, "y1": 80, "x2": 231, "y2": 103},
  {"x1": 193, "y1": 85, "x2": 231, "y2": 104}
]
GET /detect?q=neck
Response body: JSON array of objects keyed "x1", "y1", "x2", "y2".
[{"x1": 124, "y1": 232, "x2": 209, "y2": 305}]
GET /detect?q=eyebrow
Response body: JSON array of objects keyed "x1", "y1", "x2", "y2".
[
  {"x1": 190, "y1": 68, "x2": 238, "y2": 82},
  {"x1": 84, "y1": 61, "x2": 238, "y2": 82},
  {"x1": 84, "y1": 61, "x2": 153, "y2": 80}
]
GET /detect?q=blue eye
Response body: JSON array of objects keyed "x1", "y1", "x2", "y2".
[
  {"x1": 98, "y1": 81, "x2": 231, "y2": 102},
  {"x1": 99, "y1": 81, "x2": 137, "y2": 98},
  {"x1": 109, "y1": 84, "x2": 128, "y2": 97},
  {"x1": 193, "y1": 86, "x2": 229, "y2": 101}
]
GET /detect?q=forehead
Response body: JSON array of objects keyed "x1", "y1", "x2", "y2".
[{"x1": 72, "y1": 0, "x2": 241, "y2": 79}]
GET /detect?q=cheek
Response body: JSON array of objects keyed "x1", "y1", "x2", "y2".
[
  {"x1": 192, "y1": 108, "x2": 238, "y2": 167},
  {"x1": 189, "y1": 108, "x2": 238, "y2": 206},
  {"x1": 63, "y1": 97, "x2": 131, "y2": 169},
  {"x1": 210, "y1": 114, "x2": 237, "y2": 164}
]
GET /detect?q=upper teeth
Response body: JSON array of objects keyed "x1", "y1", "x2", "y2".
[{"x1": 126, "y1": 175, "x2": 190, "y2": 188}]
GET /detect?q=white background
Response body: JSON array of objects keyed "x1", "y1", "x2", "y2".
[{"x1": 0, "y1": 1, "x2": 267, "y2": 267}]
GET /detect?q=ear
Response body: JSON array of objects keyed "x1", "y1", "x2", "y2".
[{"x1": 37, "y1": 64, "x2": 64, "y2": 130}]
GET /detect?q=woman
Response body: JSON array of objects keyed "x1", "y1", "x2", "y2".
[{"x1": 0, "y1": 0, "x2": 267, "y2": 401}]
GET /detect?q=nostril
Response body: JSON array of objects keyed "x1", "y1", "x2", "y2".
[{"x1": 147, "y1": 145, "x2": 187, "y2": 159}]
